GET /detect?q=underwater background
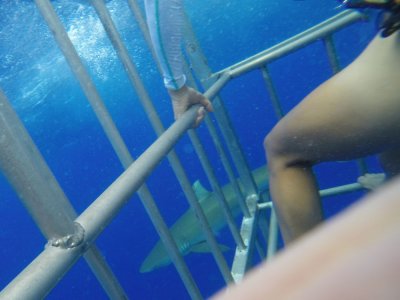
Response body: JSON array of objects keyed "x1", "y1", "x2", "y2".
[{"x1": 0, "y1": 0, "x2": 382, "y2": 299}]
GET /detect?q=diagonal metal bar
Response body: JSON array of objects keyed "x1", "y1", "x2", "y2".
[
  {"x1": 0, "y1": 88, "x2": 128, "y2": 299},
  {"x1": 182, "y1": 15, "x2": 259, "y2": 199},
  {"x1": 0, "y1": 77, "x2": 227, "y2": 299},
  {"x1": 188, "y1": 129, "x2": 245, "y2": 250},
  {"x1": 34, "y1": 0, "x2": 203, "y2": 298},
  {"x1": 216, "y1": 10, "x2": 366, "y2": 78},
  {"x1": 90, "y1": 0, "x2": 233, "y2": 283}
]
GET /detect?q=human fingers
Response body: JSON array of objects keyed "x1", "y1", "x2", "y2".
[{"x1": 194, "y1": 107, "x2": 206, "y2": 128}]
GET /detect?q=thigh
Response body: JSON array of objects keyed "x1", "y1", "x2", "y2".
[{"x1": 270, "y1": 33, "x2": 400, "y2": 163}]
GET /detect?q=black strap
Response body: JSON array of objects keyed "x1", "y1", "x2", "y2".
[{"x1": 341, "y1": 0, "x2": 400, "y2": 36}]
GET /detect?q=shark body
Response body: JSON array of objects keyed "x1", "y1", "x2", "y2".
[{"x1": 140, "y1": 166, "x2": 268, "y2": 273}]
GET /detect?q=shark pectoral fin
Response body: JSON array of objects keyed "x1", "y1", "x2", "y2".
[
  {"x1": 190, "y1": 241, "x2": 230, "y2": 253},
  {"x1": 192, "y1": 180, "x2": 211, "y2": 201}
]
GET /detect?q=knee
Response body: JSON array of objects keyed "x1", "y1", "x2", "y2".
[
  {"x1": 263, "y1": 129, "x2": 291, "y2": 171},
  {"x1": 263, "y1": 128, "x2": 287, "y2": 162},
  {"x1": 263, "y1": 127, "x2": 311, "y2": 173}
]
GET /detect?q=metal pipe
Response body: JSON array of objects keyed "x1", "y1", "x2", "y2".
[
  {"x1": 34, "y1": 0, "x2": 132, "y2": 169},
  {"x1": 319, "y1": 182, "x2": 363, "y2": 197},
  {"x1": 323, "y1": 35, "x2": 341, "y2": 74},
  {"x1": 90, "y1": 0, "x2": 232, "y2": 283},
  {"x1": 216, "y1": 10, "x2": 365, "y2": 78},
  {"x1": 0, "y1": 91, "x2": 200, "y2": 299},
  {"x1": 126, "y1": 0, "x2": 158, "y2": 65},
  {"x1": 0, "y1": 89, "x2": 76, "y2": 239},
  {"x1": 182, "y1": 16, "x2": 259, "y2": 199},
  {"x1": 34, "y1": 0, "x2": 203, "y2": 297},
  {"x1": 0, "y1": 89, "x2": 128, "y2": 299},
  {"x1": 0, "y1": 243, "x2": 84, "y2": 299},
  {"x1": 89, "y1": 1, "x2": 204, "y2": 296},
  {"x1": 230, "y1": 195, "x2": 259, "y2": 282},
  {"x1": 183, "y1": 66, "x2": 250, "y2": 218},
  {"x1": 261, "y1": 66, "x2": 284, "y2": 119},
  {"x1": 267, "y1": 208, "x2": 278, "y2": 260},
  {"x1": 188, "y1": 129, "x2": 245, "y2": 250},
  {"x1": 137, "y1": 185, "x2": 203, "y2": 300},
  {"x1": 204, "y1": 116, "x2": 250, "y2": 217}
]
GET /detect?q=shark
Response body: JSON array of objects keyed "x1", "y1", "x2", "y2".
[{"x1": 140, "y1": 166, "x2": 269, "y2": 273}]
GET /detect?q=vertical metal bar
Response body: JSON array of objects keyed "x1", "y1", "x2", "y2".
[
  {"x1": 0, "y1": 89, "x2": 128, "y2": 299},
  {"x1": 183, "y1": 66, "x2": 250, "y2": 218},
  {"x1": 182, "y1": 14, "x2": 259, "y2": 199},
  {"x1": 125, "y1": 0, "x2": 156, "y2": 61},
  {"x1": 127, "y1": 3, "x2": 250, "y2": 260},
  {"x1": 230, "y1": 195, "x2": 259, "y2": 282},
  {"x1": 323, "y1": 34, "x2": 368, "y2": 175},
  {"x1": 138, "y1": 186, "x2": 203, "y2": 300},
  {"x1": 34, "y1": 0, "x2": 132, "y2": 169},
  {"x1": 36, "y1": 0, "x2": 205, "y2": 296},
  {"x1": 257, "y1": 203, "x2": 272, "y2": 257},
  {"x1": 255, "y1": 239, "x2": 265, "y2": 260},
  {"x1": 188, "y1": 129, "x2": 245, "y2": 250},
  {"x1": 323, "y1": 35, "x2": 341, "y2": 74},
  {"x1": 261, "y1": 65, "x2": 284, "y2": 119},
  {"x1": 267, "y1": 207, "x2": 278, "y2": 260},
  {"x1": 90, "y1": 0, "x2": 233, "y2": 283},
  {"x1": 204, "y1": 116, "x2": 250, "y2": 217}
]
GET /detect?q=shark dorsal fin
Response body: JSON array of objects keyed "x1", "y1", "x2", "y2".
[{"x1": 192, "y1": 180, "x2": 211, "y2": 201}]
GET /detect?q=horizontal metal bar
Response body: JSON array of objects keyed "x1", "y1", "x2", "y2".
[
  {"x1": 319, "y1": 182, "x2": 363, "y2": 197},
  {"x1": 258, "y1": 181, "x2": 363, "y2": 204},
  {"x1": 213, "y1": 10, "x2": 365, "y2": 79}
]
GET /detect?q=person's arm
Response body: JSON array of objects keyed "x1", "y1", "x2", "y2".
[{"x1": 144, "y1": 0, "x2": 212, "y2": 126}]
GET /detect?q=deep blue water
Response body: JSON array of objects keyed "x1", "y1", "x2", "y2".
[{"x1": 0, "y1": 0, "x2": 382, "y2": 299}]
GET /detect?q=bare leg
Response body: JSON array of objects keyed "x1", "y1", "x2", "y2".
[{"x1": 264, "y1": 32, "x2": 400, "y2": 243}]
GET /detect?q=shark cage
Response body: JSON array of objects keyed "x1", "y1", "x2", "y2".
[{"x1": 0, "y1": 1, "x2": 379, "y2": 299}]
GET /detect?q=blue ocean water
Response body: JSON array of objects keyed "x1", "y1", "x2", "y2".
[{"x1": 0, "y1": 0, "x2": 382, "y2": 299}]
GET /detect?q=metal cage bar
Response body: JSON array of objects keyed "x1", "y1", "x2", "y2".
[
  {"x1": 89, "y1": 0, "x2": 232, "y2": 283},
  {"x1": 0, "y1": 89, "x2": 127, "y2": 299},
  {"x1": 188, "y1": 129, "x2": 246, "y2": 250},
  {"x1": 183, "y1": 14, "x2": 259, "y2": 199},
  {"x1": 0, "y1": 76, "x2": 228, "y2": 299},
  {"x1": 34, "y1": 0, "x2": 203, "y2": 297},
  {"x1": 217, "y1": 10, "x2": 366, "y2": 78}
]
